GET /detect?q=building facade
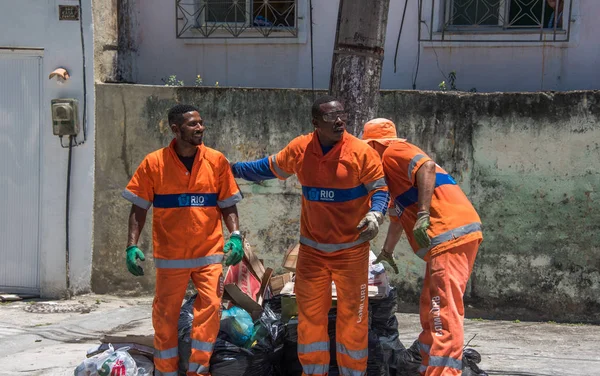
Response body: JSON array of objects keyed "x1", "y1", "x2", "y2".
[
  {"x1": 0, "y1": 0, "x2": 95, "y2": 297},
  {"x1": 113, "y1": 0, "x2": 597, "y2": 92}
]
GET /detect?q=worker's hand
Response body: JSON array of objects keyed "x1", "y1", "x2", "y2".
[
  {"x1": 224, "y1": 232, "x2": 244, "y2": 266},
  {"x1": 413, "y1": 211, "x2": 431, "y2": 249},
  {"x1": 126, "y1": 245, "x2": 145, "y2": 276},
  {"x1": 373, "y1": 249, "x2": 399, "y2": 274},
  {"x1": 357, "y1": 211, "x2": 384, "y2": 242}
]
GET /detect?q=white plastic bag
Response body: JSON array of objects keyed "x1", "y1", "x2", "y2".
[{"x1": 74, "y1": 344, "x2": 138, "y2": 376}]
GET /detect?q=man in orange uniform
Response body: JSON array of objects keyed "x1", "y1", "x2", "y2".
[
  {"x1": 122, "y1": 104, "x2": 245, "y2": 376},
  {"x1": 230, "y1": 96, "x2": 389, "y2": 376},
  {"x1": 362, "y1": 118, "x2": 483, "y2": 376}
]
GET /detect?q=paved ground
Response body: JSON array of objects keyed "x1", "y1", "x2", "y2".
[{"x1": 0, "y1": 294, "x2": 598, "y2": 375}]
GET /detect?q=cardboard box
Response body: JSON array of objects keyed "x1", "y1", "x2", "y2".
[
  {"x1": 282, "y1": 243, "x2": 300, "y2": 272},
  {"x1": 269, "y1": 272, "x2": 293, "y2": 295}
]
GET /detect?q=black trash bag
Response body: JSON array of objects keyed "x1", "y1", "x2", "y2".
[
  {"x1": 396, "y1": 341, "x2": 489, "y2": 376},
  {"x1": 396, "y1": 340, "x2": 422, "y2": 376},
  {"x1": 209, "y1": 337, "x2": 275, "y2": 376},
  {"x1": 179, "y1": 294, "x2": 283, "y2": 376},
  {"x1": 281, "y1": 311, "x2": 337, "y2": 376},
  {"x1": 367, "y1": 330, "x2": 388, "y2": 376},
  {"x1": 178, "y1": 293, "x2": 197, "y2": 373},
  {"x1": 379, "y1": 331, "x2": 405, "y2": 376},
  {"x1": 462, "y1": 348, "x2": 488, "y2": 376},
  {"x1": 369, "y1": 288, "x2": 399, "y2": 337}
]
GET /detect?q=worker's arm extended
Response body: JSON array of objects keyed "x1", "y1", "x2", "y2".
[
  {"x1": 125, "y1": 204, "x2": 148, "y2": 276},
  {"x1": 230, "y1": 157, "x2": 277, "y2": 181}
]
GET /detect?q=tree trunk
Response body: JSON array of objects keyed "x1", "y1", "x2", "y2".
[{"x1": 329, "y1": 0, "x2": 390, "y2": 136}]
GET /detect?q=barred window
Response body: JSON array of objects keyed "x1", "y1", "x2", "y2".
[
  {"x1": 447, "y1": 0, "x2": 566, "y2": 30},
  {"x1": 177, "y1": 0, "x2": 298, "y2": 38}
]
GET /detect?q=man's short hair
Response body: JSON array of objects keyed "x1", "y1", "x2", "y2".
[
  {"x1": 168, "y1": 104, "x2": 200, "y2": 126},
  {"x1": 311, "y1": 95, "x2": 340, "y2": 118}
]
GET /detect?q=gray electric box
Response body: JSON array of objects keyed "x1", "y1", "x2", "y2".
[{"x1": 51, "y1": 98, "x2": 80, "y2": 136}]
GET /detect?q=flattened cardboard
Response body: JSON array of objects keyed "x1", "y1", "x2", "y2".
[
  {"x1": 282, "y1": 243, "x2": 300, "y2": 272},
  {"x1": 269, "y1": 272, "x2": 293, "y2": 295},
  {"x1": 242, "y1": 237, "x2": 266, "y2": 281},
  {"x1": 224, "y1": 284, "x2": 263, "y2": 320}
]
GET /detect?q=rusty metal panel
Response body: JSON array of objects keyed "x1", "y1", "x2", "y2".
[{"x1": 0, "y1": 51, "x2": 42, "y2": 294}]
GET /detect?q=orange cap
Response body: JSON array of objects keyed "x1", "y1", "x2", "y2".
[{"x1": 361, "y1": 118, "x2": 405, "y2": 145}]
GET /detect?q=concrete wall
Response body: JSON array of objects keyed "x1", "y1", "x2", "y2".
[
  {"x1": 0, "y1": 0, "x2": 95, "y2": 297},
  {"x1": 103, "y1": 0, "x2": 600, "y2": 92},
  {"x1": 93, "y1": 84, "x2": 600, "y2": 321}
]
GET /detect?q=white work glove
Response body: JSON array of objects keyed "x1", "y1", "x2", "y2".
[{"x1": 357, "y1": 211, "x2": 384, "y2": 242}]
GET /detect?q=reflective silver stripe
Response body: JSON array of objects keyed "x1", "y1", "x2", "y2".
[
  {"x1": 154, "y1": 346, "x2": 178, "y2": 359},
  {"x1": 408, "y1": 154, "x2": 426, "y2": 180},
  {"x1": 364, "y1": 177, "x2": 387, "y2": 191},
  {"x1": 298, "y1": 341, "x2": 329, "y2": 353},
  {"x1": 428, "y1": 355, "x2": 462, "y2": 370},
  {"x1": 338, "y1": 366, "x2": 367, "y2": 376},
  {"x1": 415, "y1": 222, "x2": 482, "y2": 260},
  {"x1": 418, "y1": 365, "x2": 428, "y2": 373},
  {"x1": 299, "y1": 235, "x2": 366, "y2": 253},
  {"x1": 192, "y1": 339, "x2": 214, "y2": 352},
  {"x1": 217, "y1": 191, "x2": 242, "y2": 208},
  {"x1": 155, "y1": 254, "x2": 224, "y2": 268},
  {"x1": 188, "y1": 362, "x2": 210, "y2": 374},
  {"x1": 336, "y1": 343, "x2": 368, "y2": 360},
  {"x1": 155, "y1": 371, "x2": 178, "y2": 376},
  {"x1": 270, "y1": 154, "x2": 293, "y2": 178},
  {"x1": 418, "y1": 341, "x2": 431, "y2": 354},
  {"x1": 302, "y1": 363, "x2": 329, "y2": 375},
  {"x1": 122, "y1": 189, "x2": 152, "y2": 210}
]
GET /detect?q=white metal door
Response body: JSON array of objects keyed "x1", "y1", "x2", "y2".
[{"x1": 0, "y1": 51, "x2": 42, "y2": 294}]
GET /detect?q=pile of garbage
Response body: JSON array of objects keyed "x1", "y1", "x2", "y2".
[{"x1": 74, "y1": 239, "x2": 488, "y2": 376}]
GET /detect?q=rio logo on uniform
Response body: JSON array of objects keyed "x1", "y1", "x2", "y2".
[
  {"x1": 308, "y1": 188, "x2": 335, "y2": 202},
  {"x1": 178, "y1": 194, "x2": 206, "y2": 207}
]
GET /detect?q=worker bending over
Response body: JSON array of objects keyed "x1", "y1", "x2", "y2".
[
  {"x1": 231, "y1": 96, "x2": 389, "y2": 376},
  {"x1": 362, "y1": 118, "x2": 483, "y2": 376},
  {"x1": 122, "y1": 104, "x2": 244, "y2": 376}
]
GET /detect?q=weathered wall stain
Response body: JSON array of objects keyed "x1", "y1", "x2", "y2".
[{"x1": 93, "y1": 84, "x2": 600, "y2": 321}]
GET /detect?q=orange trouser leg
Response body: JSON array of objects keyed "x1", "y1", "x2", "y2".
[
  {"x1": 418, "y1": 240, "x2": 480, "y2": 376},
  {"x1": 296, "y1": 244, "x2": 333, "y2": 376},
  {"x1": 153, "y1": 268, "x2": 190, "y2": 376},
  {"x1": 187, "y1": 263, "x2": 223, "y2": 376},
  {"x1": 331, "y1": 243, "x2": 369, "y2": 376}
]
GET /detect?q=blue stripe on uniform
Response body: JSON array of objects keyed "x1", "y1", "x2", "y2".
[
  {"x1": 153, "y1": 193, "x2": 218, "y2": 208},
  {"x1": 302, "y1": 185, "x2": 368, "y2": 203},
  {"x1": 394, "y1": 173, "x2": 457, "y2": 211}
]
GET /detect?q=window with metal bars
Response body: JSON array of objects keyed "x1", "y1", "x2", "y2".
[
  {"x1": 446, "y1": 0, "x2": 566, "y2": 30},
  {"x1": 176, "y1": 0, "x2": 298, "y2": 38}
]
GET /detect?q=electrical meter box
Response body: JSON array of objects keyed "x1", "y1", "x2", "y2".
[{"x1": 51, "y1": 98, "x2": 80, "y2": 136}]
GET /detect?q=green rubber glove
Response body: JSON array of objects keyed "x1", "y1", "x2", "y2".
[
  {"x1": 224, "y1": 232, "x2": 244, "y2": 266},
  {"x1": 126, "y1": 245, "x2": 145, "y2": 276},
  {"x1": 373, "y1": 250, "x2": 399, "y2": 274},
  {"x1": 413, "y1": 211, "x2": 432, "y2": 249}
]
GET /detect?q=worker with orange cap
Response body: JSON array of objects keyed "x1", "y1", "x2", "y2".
[{"x1": 361, "y1": 118, "x2": 483, "y2": 376}]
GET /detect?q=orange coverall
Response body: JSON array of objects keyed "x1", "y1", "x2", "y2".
[
  {"x1": 123, "y1": 139, "x2": 242, "y2": 376},
  {"x1": 269, "y1": 132, "x2": 388, "y2": 376},
  {"x1": 382, "y1": 141, "x2": 482, "y2": 376}
]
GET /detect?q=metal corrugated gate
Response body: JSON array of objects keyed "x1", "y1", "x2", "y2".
[{"x1": 0, "y1": 51, "x2": 42, "y2": 294}]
